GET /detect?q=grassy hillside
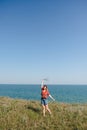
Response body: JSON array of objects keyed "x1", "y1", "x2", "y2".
[{"x1": 0, "y1": 97, "x2": 87, "y2": 130}]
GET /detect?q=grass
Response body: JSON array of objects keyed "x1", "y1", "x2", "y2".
[{"x1": 0, "y1": 97, "x2": 87, "y2": 130}]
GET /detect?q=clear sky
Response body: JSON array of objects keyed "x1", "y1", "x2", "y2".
[{"x1": 0, "y1": 0, "x2": 87, "y2": 84}]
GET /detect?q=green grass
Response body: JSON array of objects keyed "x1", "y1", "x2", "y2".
[{"x1": 0, "y1": 97, "x2": 87, "y2": 130}]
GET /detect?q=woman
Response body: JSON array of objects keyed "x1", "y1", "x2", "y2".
[{"x1": 41, "y1": 81, "x2": 55, "y2": 116}]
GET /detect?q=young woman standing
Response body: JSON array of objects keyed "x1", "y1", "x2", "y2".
[{"x1": 41, "y1": 80, "x2": 55, "y2": 116}]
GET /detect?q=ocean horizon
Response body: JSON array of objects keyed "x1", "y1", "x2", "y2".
[{"x1": 0, "y1": 84, "x2": 87, "y2": 104}]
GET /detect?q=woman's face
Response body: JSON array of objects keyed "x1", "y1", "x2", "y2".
[{"x1": 44, "y1": 86, "x2": 47, "y2": 90}]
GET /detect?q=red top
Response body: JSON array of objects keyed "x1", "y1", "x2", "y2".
[{"x1": 41, "y1": 87, "x2": 50, "y2": 99}]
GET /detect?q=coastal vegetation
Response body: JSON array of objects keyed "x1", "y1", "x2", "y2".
[{"x1": 0, "y1": 97, "x2": 87, "y2": 130}]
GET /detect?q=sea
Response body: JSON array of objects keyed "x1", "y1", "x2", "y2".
[{"x1": 0, "y1": 84, "x2": 87, "y2": 104}]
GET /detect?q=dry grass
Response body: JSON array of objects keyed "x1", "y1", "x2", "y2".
[{"x1": 0, "y1": 97, "x2": 87, "y2": 130}]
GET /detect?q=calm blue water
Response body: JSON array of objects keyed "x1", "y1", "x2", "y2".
[{"x1": 0, "y1": 84, "x2": 87, "y2": 103}]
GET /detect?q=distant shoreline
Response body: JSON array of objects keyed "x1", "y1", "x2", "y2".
[{"x1": 0, "y1": 83, "x2": 87, "y2": 85}]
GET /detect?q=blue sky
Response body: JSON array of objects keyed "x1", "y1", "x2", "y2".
[{"x1": 0, "y1": 0, "x2": 87, "y2": 84}]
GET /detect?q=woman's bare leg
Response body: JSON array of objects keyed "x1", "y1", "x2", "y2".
[
  {"x1": 42, "y1": 105, "x2": 46, "y2": 116},
  {"x1": 45, "y1": 104, "x2": 52, "y2": 115}
]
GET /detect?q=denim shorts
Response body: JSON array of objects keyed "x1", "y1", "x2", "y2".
[{"x1": 41, "y1": 98, "x2": 48, "y2": 105}]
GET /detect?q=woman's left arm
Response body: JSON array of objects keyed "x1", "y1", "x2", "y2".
[{"x1": 49, "y1": 94, "x2": 55, "y2": 101}]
